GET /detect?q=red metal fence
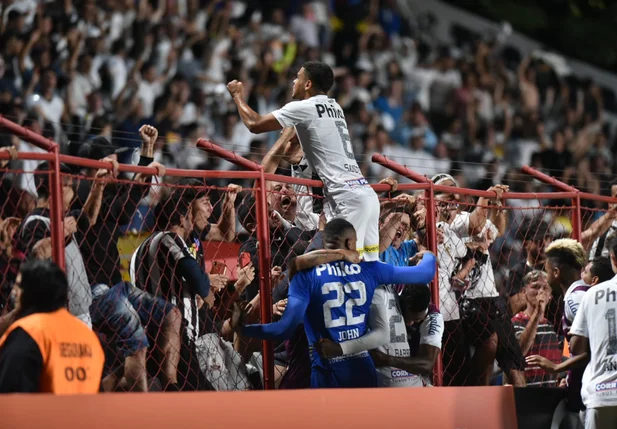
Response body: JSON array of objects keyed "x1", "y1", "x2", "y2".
[{"x1": 1, "y1": 114, "x2": 615, "y2": 390}]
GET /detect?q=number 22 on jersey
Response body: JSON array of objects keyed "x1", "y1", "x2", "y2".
[{"x1": 322, "y1": 281, "x2": 367, "y2": 341}]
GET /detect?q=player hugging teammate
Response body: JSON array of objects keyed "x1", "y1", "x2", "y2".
[{"x1": 227, "y1": 61, "x2": 439, "y2": 388}]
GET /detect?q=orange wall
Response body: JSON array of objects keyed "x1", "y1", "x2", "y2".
[{"x1": 1, "y1": 386, "x2": 517, "y2": 429}]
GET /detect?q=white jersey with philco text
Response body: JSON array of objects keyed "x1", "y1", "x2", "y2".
[
  {"x1": 272, "y1": 95, "x2": 368, "y2": 197},
  {"x1": 570, "y1": 276, "x2": 617, "y2": 409},
  {"x1": 373, "y1": 285, "x2": 444, "y2": 388}
]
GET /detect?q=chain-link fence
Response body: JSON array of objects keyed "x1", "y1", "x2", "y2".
[{"x1": 4, "y1": 115, "x2": 612, "y2": 391}]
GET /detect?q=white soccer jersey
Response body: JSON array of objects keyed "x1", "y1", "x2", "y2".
[
  {"x1": 273, "y1": 96, "x2": 380, "y2": 261},
  {"x1": 373, "y1": 286, "x2": 420, "y2": 387},
  {"x1": 563, "y1": 280, "x2": 591, "y2": 338},
  {"x1": 272, "y1": 95, "x2": 367, "y2": 197},
  {"x1": 570, "y1": 276, "x2": 617, "y2": 409},
  {"x1": 290, "y1": 157, "x2": 320, "y2": 231},
  {"x1": 373, "y1": 286, "x2": 444, "y2": 388},
  {"x1": 450, "y1": 212, "x2": 500, "y2": 299}
]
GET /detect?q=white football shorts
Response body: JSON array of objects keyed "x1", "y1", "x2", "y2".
[{"x1": 328, "y1": 186, "x2": 380, "y2": 261}]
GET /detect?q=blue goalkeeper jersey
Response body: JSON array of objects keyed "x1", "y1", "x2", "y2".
[{"x1": 242, "y1": 255, "x2": 436, "y2": 387}]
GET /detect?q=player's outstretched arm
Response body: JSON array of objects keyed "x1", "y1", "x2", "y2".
[
  {"x1": 288, "y1": 249, "x2": 361, "y2": 281},
  {"x1": 227, "y1": 80, "x2": 282, "y2": 134},
  {"x1": 374, "y1": 252, "x2": 437, "y2": 286},
  {"x1": 239, "y1": 275, "x2": 310, "y2": 340}
]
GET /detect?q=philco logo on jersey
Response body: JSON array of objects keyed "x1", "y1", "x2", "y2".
[
  {"x1": 391, "y1": 369, "x2": 412, "y2": 378},
  {"x1": 316, "y1": 262, "x2": 361, "y2": 277},
  {"x1": 315, "y1": 104, "x2": 345, "y2": 119}
]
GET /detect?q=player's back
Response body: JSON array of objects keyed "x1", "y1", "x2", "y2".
[
  {"x1": 298, "y1": 260, "x2": 383, "y2": 388},
  {"x1": 273, "y1": 96, "x2": 365, "y2": 195}
]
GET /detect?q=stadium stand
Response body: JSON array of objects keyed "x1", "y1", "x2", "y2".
[{"x1": 2, "y1": 1, "x2": 617, "y2": 428}]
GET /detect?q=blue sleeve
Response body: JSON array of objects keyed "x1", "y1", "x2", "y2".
[
  {"x1": 374, "y1": 253, "x2": 436, "y2": 285},
  {"x1": 176, "y1": 257, "x2": 211, "y2": 298},
  {"x1": 242, "y1": 272, "x2": 310, "y2": 341}
]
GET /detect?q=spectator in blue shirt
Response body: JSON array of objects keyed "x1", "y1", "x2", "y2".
[{"x1": 379, "y1": 193, "x2": 423, "y2": 268}]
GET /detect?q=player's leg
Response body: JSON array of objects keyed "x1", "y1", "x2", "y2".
[
  {"x1": 360, "y1": 190, "x2": 381, "y2": 262},
  {"x1": 329, "y1": 355, "x2": 378, "y2": 388},
  {"x1": 310, "y1": 366, "x2": 339, "y2": 388},
  {"x1": 334, "y1": 189, "x2": 380, "y2": 261},
  {"x1": 585, "y1": 407, "x2": 617, "y2": 429}
]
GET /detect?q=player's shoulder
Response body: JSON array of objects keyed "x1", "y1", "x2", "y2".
[
  {"x1": 565, "y1": 280, "x2": 590, "y2": 299},
  {"x1": 581, "y1": 277, "x2": 617, "y2": 304},
  {"x1": 284, "y1": 98, "x2": 315, "y2": 110},
  {"x1": 358, "y1": 260, "x2": 389, "y2": 274},
  {"x1": 421, "y1": 305, "x2": 444, "y2": 334}
]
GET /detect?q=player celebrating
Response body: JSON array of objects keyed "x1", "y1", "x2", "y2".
[
  {"x1": 569, "y1": 235, "x2": 617, "y2": 429},
  {"x1": 227, "y1": 61, "x2": 381, "y2": 261},
  {"x1": 230, "y1": 219, "x2": 436, "y2": 388}
]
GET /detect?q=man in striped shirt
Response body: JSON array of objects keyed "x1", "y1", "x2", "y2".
[{"x1": 512, "y1": 270, "x2": 561, "y2": 387}]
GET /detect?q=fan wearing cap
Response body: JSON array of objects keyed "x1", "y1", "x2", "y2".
[{"x1": 71, "y1": 125, "x2": 164, "y2": 287}]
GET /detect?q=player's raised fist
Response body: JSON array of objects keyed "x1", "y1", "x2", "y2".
[{"x1": 227, "y1": 80, "x2": 243, "y2": 98}]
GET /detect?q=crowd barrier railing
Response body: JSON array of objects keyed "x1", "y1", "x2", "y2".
[{"x1": 2, "y1": 114, "x2": 612, "y2": 392}]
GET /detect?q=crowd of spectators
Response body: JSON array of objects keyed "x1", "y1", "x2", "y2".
[{"x1": 0, "y1": 0, "x2": 617, "y2": 397}]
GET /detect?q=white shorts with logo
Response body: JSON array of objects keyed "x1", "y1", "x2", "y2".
[
  {"x1": 328, "y1": 185, "x2": 380, "y2": 262},
  {"x1": 377, "y1": 367, "x2": 425, "y2": 387}
]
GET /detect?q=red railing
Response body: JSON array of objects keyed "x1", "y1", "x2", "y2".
[
  {"x1": 2, "y1": 114, "x2": 611, "y2": 389},
  {"x1": 0, "y1": 115, "x2": 65, "y2": 269}
]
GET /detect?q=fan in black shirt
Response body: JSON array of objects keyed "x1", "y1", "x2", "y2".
[{"x1": 70, "y1": 128, "x2": 162, "y2": 286}]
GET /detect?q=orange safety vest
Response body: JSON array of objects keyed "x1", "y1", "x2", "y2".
[{"x1": 0, "y1": 308, "x2": 104, "y2": 394}]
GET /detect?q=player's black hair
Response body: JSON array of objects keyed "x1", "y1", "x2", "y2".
[
  {"x1": 590, "y1": 257, "x2": 614, "y2": 283},
  {"x1": 323, "y1": 218, "x2": 356, "y2": 249},
  {"x1": 18, "y1": 260, "x2": 68, "y2": 316},
  {"x1": 34, "y1": 161, "x2": 73, "y2": 200},
  {"x1": 400, "y1": 284, "x2": 431, "y2": 313},
  {"x1": 302, "y1": 61, "x2": 334, "y2": 94}
]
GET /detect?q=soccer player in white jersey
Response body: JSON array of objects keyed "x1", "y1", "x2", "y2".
[
  {"x1": 370, "y1": 283, "x2": 443, "y2": 387},
  {"x1": 570, "y1": 235, "x2": 617, "y2": 429},
  {"x1": 227, "y1": 61, "x2": 381, "y2": 261}
]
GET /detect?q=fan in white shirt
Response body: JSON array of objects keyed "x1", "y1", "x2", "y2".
[{"x1": 227, "y1": 61, "x2": 380, "y2": 261}]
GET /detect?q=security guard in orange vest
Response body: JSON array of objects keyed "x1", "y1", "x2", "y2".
[{"x1": 0, "y1": 260, "x2": 104, "y2": 394}]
